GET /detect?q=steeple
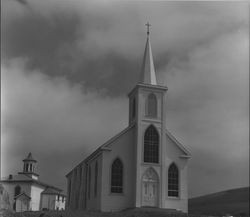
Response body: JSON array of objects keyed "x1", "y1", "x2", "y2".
[
  {"x1": 20, "y1": 152, "x2": 39, "y2": 180},
  {"x1": 140, "y1": 22, "x2": 157, "y2": 85}
]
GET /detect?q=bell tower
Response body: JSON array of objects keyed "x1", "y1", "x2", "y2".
[
  {"x1": 19, "y1": 152, "x2": 39, "y2": 180},
  {"x1": 128, "y1": 23, "x2": 168, "y2": 208}
]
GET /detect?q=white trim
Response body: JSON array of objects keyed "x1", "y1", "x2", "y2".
[{"x1": 165, "y1": 129, "x2": 191, "y2": 156}]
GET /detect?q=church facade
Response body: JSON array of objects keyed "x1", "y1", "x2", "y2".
[
  {"x1": 66, "y1": 26, "x2": 191, "y2": 213},
  {"x1": 0, "y1": 153, "x2": 66, "y2": 212}
]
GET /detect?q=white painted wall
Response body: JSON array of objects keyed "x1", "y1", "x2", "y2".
[
  {"x1": 85, "y1": 154, "x2": 102, "y2": 210},
  {"x1": 30, "y1": 184, "x2": 45, "y2": 210},
  {"x1": 66, "y1": 84, "x2": 190, "y2": 213},
  {"x1": 1, "y1": 182, "x2": 31, "y2": 211},
  {"x1": 100, "y1": 126, "x2": 136, "y2": 212},
  {"x1": 40, "y1": 194, "x2": 56, "y2": 210}
]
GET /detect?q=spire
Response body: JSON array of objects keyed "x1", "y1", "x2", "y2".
[{"x1": 140, "y1": 22, "x2": 157, "y2": 85}]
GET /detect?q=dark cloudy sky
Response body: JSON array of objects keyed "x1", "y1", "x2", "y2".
[{"x1": 1, "y1": 0, "x2": 249, "y2": 198}]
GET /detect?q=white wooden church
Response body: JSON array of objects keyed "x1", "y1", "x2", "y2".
[{"x1": 66, "y1": 24, "x2": 191, "y2": 213}]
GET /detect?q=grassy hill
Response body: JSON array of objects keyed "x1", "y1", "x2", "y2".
[{"x1": 189, "y1": 186, "x2": 249, "y2": 216}]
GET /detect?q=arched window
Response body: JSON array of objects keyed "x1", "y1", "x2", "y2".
[
  {"x1": 168, "y1": 163, "x2": 179, "y2": 197},
  {"x1": 14, "y1": 185, "x2": 21, "y2": 197},
  {"x1": 111, "y1": 158, "x2": 123, "y2": 193},
  {"x1": 68, "y1": 179, "x2": 71, "y2": 203},
  {"x1": 94, "y1": 161, "x2": 98, "y2": 197},
  {"x1": 88, "y1": 166, "x2": 91, "y2": 199},
  {"x1": 147, "y1": 93, "x2": 157, "y2": 117},
  {"x1": 144, "y1": 125, "x2": 159, "y2": 163},
  {"x1": 132, "y1": 98, "x2": 136, "y2": 118}
]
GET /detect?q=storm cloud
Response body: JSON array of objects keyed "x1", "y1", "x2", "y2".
[{"x1": 1, "y1": 0, "x2": 249, "y2": 197}]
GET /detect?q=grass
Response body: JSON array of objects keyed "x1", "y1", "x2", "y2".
[{"x1": 1, "y1": 208, "x2": 212, "y2": 217}]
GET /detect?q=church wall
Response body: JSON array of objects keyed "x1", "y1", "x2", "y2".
[
  {"x1": 135, "y1": 89, "x2": 166, "y2": 208},
  {"x1": 100, "y1": 127, "x2": 136, "y2": 212},
  {"x1": 68, "y1": 164, "x2": 83, "y2": 209},
  {"x1": 66, "y1": 173, "x2": 73, "y2": 209},
  {"x1": 85, "y1": 153, "x2": 102, "y2": 211},
  {"x1": 1, "y1": 182, "x2": 31, "y2": 211},
  {"x1": 164, "y1": 135, "x2": 189, "y2": 212},
  {"x1": 30, "y1": 184, "x2": 45, "y2": 210},
  {"x1": 78, "y1": 163, "x2": 87, "y2": 209}
]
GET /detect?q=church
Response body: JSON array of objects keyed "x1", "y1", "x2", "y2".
[
  {"x1": 66, "y1": 24, "x2": 191, "y2": 213},
  {"x1": 0, "y1": 153, "x2": 66, "y2": 212}
]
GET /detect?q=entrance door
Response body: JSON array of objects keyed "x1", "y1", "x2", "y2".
[{"x1": 141, "y1": 168, "x2": 159, "y2": 207}]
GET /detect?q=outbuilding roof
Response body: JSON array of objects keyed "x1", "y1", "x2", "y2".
[
  {"x1": 41, "y1": 187, "x2": 66, "y2": 196},
  {"x1": 0, "y1": 173, "x2": 62, "y2": 192}
]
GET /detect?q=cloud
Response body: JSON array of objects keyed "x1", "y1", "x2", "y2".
[
  {"x1": 1, "y1": 1, "x2": 249, "y2": 196},
  {"x1": 163, "y1": 25, "x2": 249, "y2": 196},
  {"x1": 1, "y1": 58, "x2": 128, "y2": 189},
  {"x1": 2, "y1": 1, "x2": 248, "y2": 95}
]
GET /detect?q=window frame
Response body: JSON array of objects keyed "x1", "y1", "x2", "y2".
[
  {"x1": 143, "y1": 125, "x2": 159, "y2": 164},
  {"x1": 14, "y1": 185, "x2": 21, "y2": 197},
  {"x1": 110, "y1": 158, "x2": 124, "y2": 194},
  {"x1": 168, "y1": 163, "x2": 179, "y2": 198},
  {"x1": 94, "y1": 161, "x2": 98, "y2": 197},
  {"x1": 88, "y1": 165, "x2": 91, "y2": 199},
  {"x1": 146, "y1": 93, "x2": 157, "y2": 118}
]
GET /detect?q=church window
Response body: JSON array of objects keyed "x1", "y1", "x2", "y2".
[
  {"x1": 79, "y1": 166, "x2": 82, "y2": 183},
  {"x1": 144, "y1": 125, "x2": 159, "y2": 163},
  {"x1": 14, "y1": 185, "x2": 21, "y2": 197},
  {"x1": 111, "y1": 158, "x2": 123, "y2": 193},
  {"x1": 132, "y1": 98, "x2": 136, "y2": 118},
  {"x1": 25, "y1": 164, "x2": 29, "y2": 172},
  {"x1": 68, "y1": 179, "x2": 71, "y2": 202},
  {"x1": 147, "y1": 93, "x2": 157, "y2": 117},
  {"x1": 168, "y1": 163, "x2": 179, "y2": 197},
  {"x1": 94, "y1": 161, "x2": 98, "y2": 197},
  {"x1": 30, "y1": 164, "x2": 32, "y2": 171},
  {"x1": 88, "y1": 166, "x2": 91, "y2": 199}
]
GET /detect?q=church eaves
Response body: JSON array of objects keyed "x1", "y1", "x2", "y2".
[{"x1": 140, "y1": 22, "x2": 157, "y2": 85}]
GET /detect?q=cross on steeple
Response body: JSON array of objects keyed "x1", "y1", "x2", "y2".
[{"x1": 145, "y1": 22, "x2": 151, "y2": 35}]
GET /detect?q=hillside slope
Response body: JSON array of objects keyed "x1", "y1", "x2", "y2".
[{"x1": 189, "y1": 187, "x2": 249, "y2": 216}]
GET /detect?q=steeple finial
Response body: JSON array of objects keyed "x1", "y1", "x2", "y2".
[
  {"x1": 139, "y1": 22, "x2": 157, "y2": 85},
  {"x1": 146, "y1": 22, "x2": 151, "y2": 35}
]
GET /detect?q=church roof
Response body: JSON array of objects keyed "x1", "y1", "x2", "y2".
[
  {"x1": 23, "y1": 152, "x2": 37, "y2": 162},
  {"x1": 42, "y1": 187, "x2": 66, "y2": 196},
  {"x1": 0, "y1": 173, "x2": 62, "y2": 192},
  {"x1": 66, "y1": 124, "x2": 135, "y2": 177},
  {"x1": 140, "y1": 23, "x2": 157, "y2": 85},
  {"x1": 166, "y1": 129, "x2": 191, "y2": 157}
]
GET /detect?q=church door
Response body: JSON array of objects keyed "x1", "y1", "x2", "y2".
[{"x1": 141, "y1": 168, "x2": 159, "y2": 207}]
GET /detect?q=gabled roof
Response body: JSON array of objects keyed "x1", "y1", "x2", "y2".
[
  {"x1": 0, "y1": 174, "x2": 62, "y2": 192},
  {"x1": 14, "y1": 192, "x2": 31, "y2": 200},
  {"x1": 166, "y1": 129, "x2": 191, "y2": 158},
  {"x1": 42, "y1": 187, "x2": 66, "y2": 196},
  {"x1": 66, "y1": 124, "x2": 135, "y2": 177}
]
